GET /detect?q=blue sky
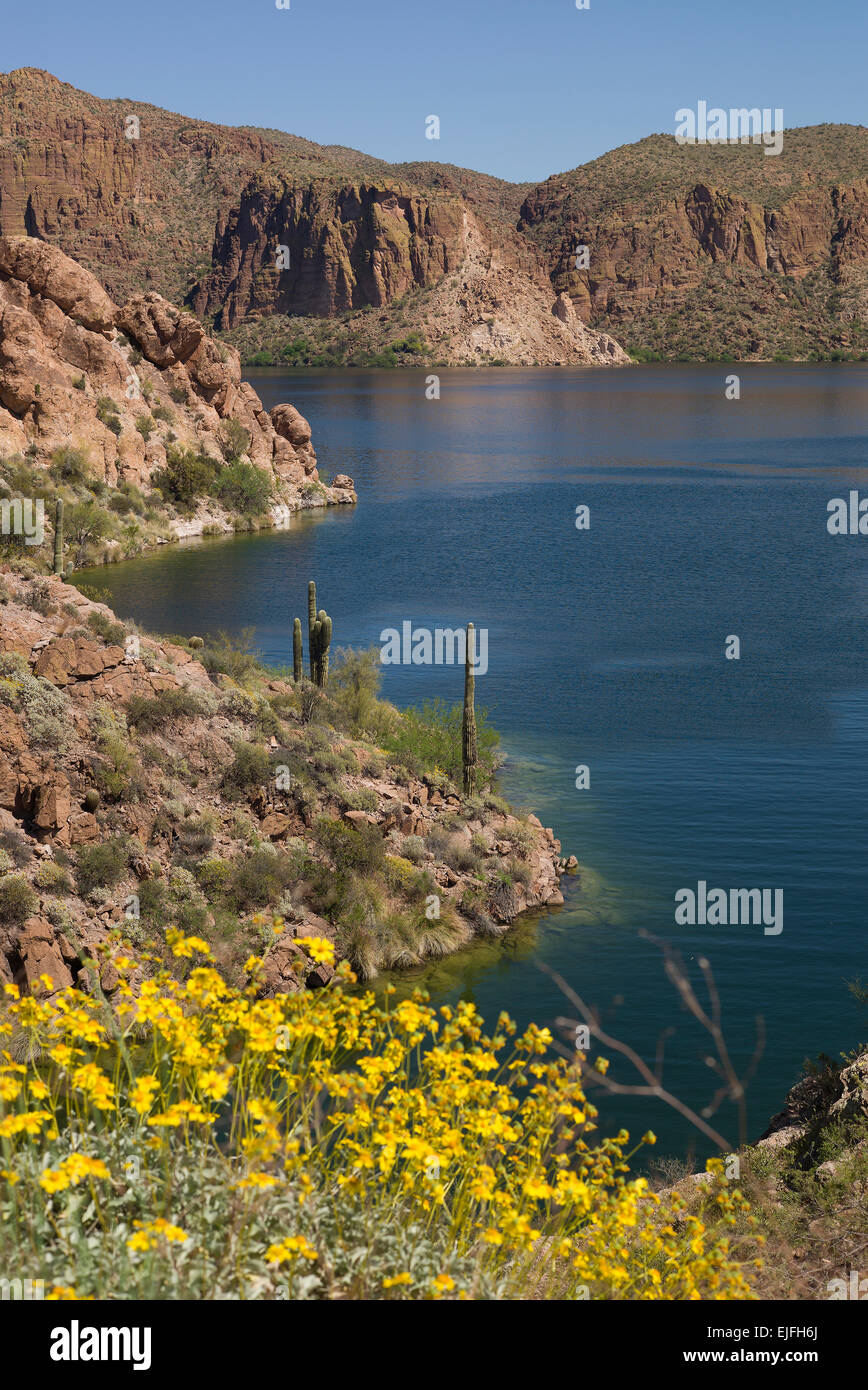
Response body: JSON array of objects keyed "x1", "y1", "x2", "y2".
[{"x1": 5, "y1": 0, "x2": 866, "y2": 182}]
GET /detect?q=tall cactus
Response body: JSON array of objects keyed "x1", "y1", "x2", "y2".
[
  {"x1": 307, "y1": 580, "x2": 317, "y2": 680},
  {"x1": 310, "y1": 608, "x2": 333, "y2": 688},
  {"x1": 53, "y1": 497, "x2": 64, "y2": 575},
  {"x1": 293, "y1": 617, "x2": 303, "y2": 682},
  {"x1": 462, "y1": 622, "x2": 478, "y2": 796}
]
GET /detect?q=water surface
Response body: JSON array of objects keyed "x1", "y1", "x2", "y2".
[{"x1": 94, "y1": 364, "x2": 868, "y2": 1160}]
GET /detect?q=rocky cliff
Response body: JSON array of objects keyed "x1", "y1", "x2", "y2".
[
  {"x1": 0, "y1": 233, "x2": 354, "y2": 518},
  {"x1": 4, "y1": 68, "x2": 865, "y2": 363},
  {"x1": 0, "y1": 68, "x2": 627, "y2": 368}
]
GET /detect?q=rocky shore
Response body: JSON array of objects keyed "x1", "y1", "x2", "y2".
[{"x1": 0, "y1": 571, "x2": 567, "y2": 998}]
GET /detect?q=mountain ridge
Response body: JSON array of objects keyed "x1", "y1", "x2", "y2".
[{"x1": 2, "y1": 69, "x2": 867, "y2": 363}]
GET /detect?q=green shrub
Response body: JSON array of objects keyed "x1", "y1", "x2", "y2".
[
  {"x1": 383, "y1": 697, "x2": 500, "y2": 788},
  {"x1": 87, "y1": 610, "x2": 127, "y2": 646},
  {"x1": 219, "y1": 418, "x2": 251, "y2": 463},
  {"x1": 221, "y1": 741, "x2": 272, "y2": 798},
  {"x1": 226, "y1": 846, "x2": 297, "y2": 911},
  {"x1": 50, "y1": 444, "x2": 92, "y2": 483},
  {"x1": 76, "y1": 838, "x2": 129, "y2": 896},
  {"x1": 65, "y1": 500, "x2": 115, "y2": 566},
  {"x1": 89, "y1": 705, "x2": 144, "y2": 803},
  {"x1": 193, "y1": 855, "x2": 232, "y2": 897},
  {"x1": 0, "y1": 875, "x2": 37, "y2": 925},
  {"x1": 199, "y1": 629, "x2": 260, "y2": 682},
  {"x1": 315, "y1": 816, "x2": 384, "y2": 877},
  {"x1": 214, "y1": 460, "x2": 272, "y2": 515},
  {"x1": 33, "y1": 860, "x2": 73, "y2": 894},
  {"x1": 328, "y1": 648, "x2": 391, "y2": 737},
  {"x1": 151, "y1": 446, "x2": 219, "y2": 508},
  {"x1": 127, "y1": 686, "x2": 216, "y2": 732}
]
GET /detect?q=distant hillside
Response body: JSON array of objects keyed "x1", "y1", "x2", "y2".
[
  {"x1": 2, "y1": 69, "x2": 867, "y2": 363},
  {"x1": 519, "y1": 127, "x2": 868, "y2": 361}
]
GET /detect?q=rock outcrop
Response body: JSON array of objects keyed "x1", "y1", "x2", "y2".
[
  {"x1": 191, "y1": 176, "x2": 467, "y2": 327},
  {"x1": 0, "y1": 234, "x2": 355, "y2": 512}
]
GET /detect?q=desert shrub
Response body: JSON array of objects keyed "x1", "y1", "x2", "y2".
[
  {"x1": 151, "y1": 446, "x2": 219, "y2": 508},
  {"x1": 0, "y1": 828, "x2": 34, "y2": 869},
  {"x1": 0, "y1": 652, "x2": 71, "y2": 750},
  {"x1": 127, "y1": 686, "x2": 216, "y2": 732},
  {"x1": 135, "y1": 415, "x2": 156, "y2": 442},
  {"x1": 65, "y1": 500, "x2": 115, "y2": 565},
  {"x1": 219, "y1": 418, "x2": 251, "y2": 463},
  {"x1": 152, "y1": 404, "x2": 174, "y2": 425},
  {"x1": 33, "y1": 860, "x2": 73, "y2": 895},
  {"x1": 176, "y1": 811, "x2": 218, "y2": 857},
  {"x1": 26, "y1": 579, "x2": 54, "y2": 616},
  {"x1": 502, "y1": 823, "x2": 534, "y2": 857},
  {"x1": 221, "y1": 741, "x2": 272, "y2": 798},
  {"x1": 314, "y1": 816, "x2": 384, "y2": 878},
  {"x1": 193, "y1": 855, "x2": 233, "y2": 897},
  {"x1": 89, "y1": 706, "x2": 144, "y2": 804},
  {"x1": 137, "y1": 878, "x2": 168, "y2": 925},
  {"x1": 87, "y1": 610, "x2": 127, "y2": 646},
  {"x1": 50, "y1": 444, "x2": 92, "y2": 483},
  {"x1": 327, "y1": 648, "x2": 391, "y2": 737},
  {"x1": 215, "y1": 460, "x2": 272, "y2": 515},
  {"x1": 0, "y1": 875, "x2": 37, "y2": 925},
  {"x1": 226, "y1": 846, "x2": 297, "y2": 910},
  {"x1": 340, "y1": 784, "x2": 378, "y2": 813},
  {"x1": 402, "y1": 835, "x2": 426, "y2": 864},
  {"x1": 200, "y1": 628, "x2": 260, "y2": 682},
  {"x1": 383, "y1": 697, "x2": 500, "y2": 789},
  {"x1": 75, "y1": 837, "x2": 129, "y2": 896}
]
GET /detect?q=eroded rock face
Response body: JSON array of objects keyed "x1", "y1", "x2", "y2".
[
  {"x1": 191, "y1": 178, "x2": 467, "y2": 327},
  {"x1": 0, "y1": 235, "x2": 356, "y2": 512}
]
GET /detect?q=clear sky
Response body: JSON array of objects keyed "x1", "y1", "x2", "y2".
[{"x1": 4, "y1": 0, "x2": 866, "y2": 183}]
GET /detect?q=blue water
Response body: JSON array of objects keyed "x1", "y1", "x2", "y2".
[{"x1": 94, "y1": 364, "x2": 868, "y2": 1161}]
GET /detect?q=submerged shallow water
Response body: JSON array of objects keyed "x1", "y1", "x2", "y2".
[{"x1": 94, "y1": 363, "x2": 868, "y2": 1160}]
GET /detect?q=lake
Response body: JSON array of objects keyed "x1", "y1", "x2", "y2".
[{"x1": 93, "y1": 364, "x2": 868, "y2": 1163}]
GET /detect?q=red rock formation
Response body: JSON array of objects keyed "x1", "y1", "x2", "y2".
[{"x1": 0, "y1": 235, "x2": 355, "y2": 509}]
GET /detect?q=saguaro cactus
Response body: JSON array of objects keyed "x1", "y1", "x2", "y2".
[
  {"x1": 293, "y1": 617, "x2": 303, "y2": 682},
  {"x1": 307, "y1": 580, "x2": 317, "y2": 680},
  {"x1": 462, "y1": 622, "x2": 478, "y2": 795},
  {"x1": 53, "y1": 498, "x2": 64, "y2": 575},
  {"x1": 310, "y1": 608, "x2": 333, "y2": 688}
]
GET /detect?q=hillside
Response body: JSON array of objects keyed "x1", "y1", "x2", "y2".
[
  {"x1": 0, "y1": 69, "x2": 626, "y2": 368},
  {"x1": 0, "y1": 570, "x2": 566, "y2": 996},
  {"x1": 2, "y1": 69, "x2": 867, "y2": 362},
  {"x1": 519, "y1": 126, "x2": 868, "y2": 361}
]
